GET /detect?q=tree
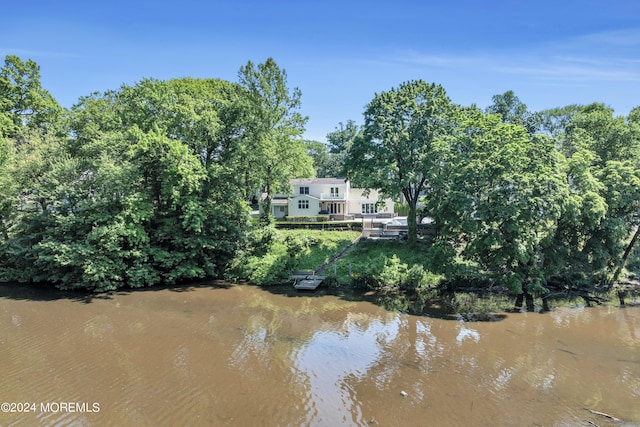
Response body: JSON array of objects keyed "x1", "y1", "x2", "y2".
[
  {"x1": 538, "y1": 104, "x2": 581, "y2": 136},
  {"x1": 1, "y1": 70, "x2": 254, "y2": 290},
  {"x1": 541, "y1": 104, "x2": 640, "y2": 289},
  {"x1": 0, "y1": 55, "x2": 63, "y2": 139},
  {"x1": 238, "y1": 58, "x2": 314, "y2": 223},
  {"x1": 485, "y1": 90, "x2": 540, "y2": 135},
  {"x1": 304, "y1": 139, "x2": 331, "y2": 177},
  {"x1": 431, "y1": 109, "x2": 568, "y2": 293},
  {"x1": 0, "y1": 56, "x2": 66, "y2": 283},
  {"x1": 348, "y1": 80, "x2": 458, "y2": 244},
  {"x1": 325, "y1": 120, "x2": 360, "y2": 179},
  {"x1": 67, "y1": 78, "x2": 252, "y2": 286},
  {"x1": 0, "y1": 135, "x2": 14, "y2": 241}
]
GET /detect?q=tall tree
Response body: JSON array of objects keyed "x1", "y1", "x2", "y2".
[
  {"x1": 304, "y1": 139, "x2": 331, "y2": 177},
  {"x1": 1, "y1": 72, "x2": 253, "y2": 290},
  {"x1": 542, "y1": 104, "x2": 640, "y2": 288},
  {"x1": 238, "y1": 58, "x2": 313, "y2": 223},
  {"x1": 0, "y1": 135, "x2": 14, "y2": 241},
  {"x1": 0, "y1": 56, "x2": 65, "y2": 283},
  {"x1": 348, "y1": 80, "x2": 458, "y2": 244},
  {"x1": 538, "y1": 104, "x2": 581, "y2": 136},
  {"x1": 485, "y1": 90, "x2": 540, "y2": 135},
  {"x1": 431, "y1": 109, "x2": 568, "y2": 293},
  {"x1": 0, "y1": 55, "x2": 63, "y2": 139},
  {"x1": 325, "y1": 120, "x2": 360, "y2": 179}
]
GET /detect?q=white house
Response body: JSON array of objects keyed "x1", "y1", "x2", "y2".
[{"x1": 270, "y1": 178, "x2": 395, "y2": 220}]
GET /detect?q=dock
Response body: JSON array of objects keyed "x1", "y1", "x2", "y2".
[{"x1": 291, "y1": 272, "x2": 326, "y2": 290}]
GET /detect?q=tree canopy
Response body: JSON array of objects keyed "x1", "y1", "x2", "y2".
[
  {"x1": 1, "y1": 54, "x2": 639, "y2": 298},
  {"x1": 0, "y1": 56, "x2": 312, "y2": 290},
  {"x1": 347, "y1": 80, "x2": 458, "y2": 244}
]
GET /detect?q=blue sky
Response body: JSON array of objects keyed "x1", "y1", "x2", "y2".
[{"x1": 2, "y1": 0, "x2": 639, "y2": 142}]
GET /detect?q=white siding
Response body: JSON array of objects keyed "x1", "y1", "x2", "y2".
[
  {"x1": 288, "y1": 195, "x2": 321, "y2": 217},
  {"x1": 287, "y1": 178, "x2": 394, "y2": 217},
  {"x1": 347, "y1": 189, "x2": 394, "y2": 215}
]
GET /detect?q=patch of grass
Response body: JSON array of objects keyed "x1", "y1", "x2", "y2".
[
  {"x1": 332, "y1": 239, "x2": 442, "y2": 289},
  {"x1": 281, "y1": 229, "x2": 360, "y2": 271},
  {"x1": 226, "y1": 228, "x2": 360, "y2": 285}
]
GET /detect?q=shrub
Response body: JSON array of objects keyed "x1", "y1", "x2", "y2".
[
  {"x1": 245, "y1": 240, "x2": 290, "y2": 285},
  {"x1": 402, "y1": 264, "x2": 428, "y2": 291},
  {"x1": 378, "y1": 255, "x2": 406, "y2": 289}
]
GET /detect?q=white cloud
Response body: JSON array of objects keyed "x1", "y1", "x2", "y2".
[{"x1": 383, "y1": 27, "x2": 640, "y2": 85}]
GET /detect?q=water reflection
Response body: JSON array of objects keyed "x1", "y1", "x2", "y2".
[
  {"x1": 293, "y1": 316, "x2": 400, "y2": 425},
  {"x1": 1, "y1": 283, "x2": 639, "y2": 426}
]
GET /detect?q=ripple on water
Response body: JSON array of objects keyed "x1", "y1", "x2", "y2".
[{"x1": 1, "y1": 284, "x2": 639, "y2": 426}]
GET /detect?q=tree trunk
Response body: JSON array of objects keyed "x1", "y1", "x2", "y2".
[
  {"x1": 611, "y1": 226, "x2": 640, "y2": 284},
  {"x1": 542, "y1": 295, "x2": 550, "y2": 312},
  {"x1": 407, "y1": 202, "x2": 417, "y2": 245},
  {"x1": 260, "y1": 196, "x2": 272, "y2": 225},
  {"x1": 514, "y1": 293, "x2": 524, "y2": 310},
  {"x1": 617, "y1": 290, "x2": 626, "y2": 307},
  {"x1": 260, "y1": 181, "x2": 273, "y2": 225},
  {"x1": 525, "y1": 293, "x2": 534, "y2": 311}
]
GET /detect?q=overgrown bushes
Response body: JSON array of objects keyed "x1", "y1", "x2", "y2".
[
  {"x1": 226, "y1": 228, "x2": 359, "y2": 285},
  {"x1": 333, "y1": 240, "x2": 441, "y2": 292},
  {"x1": 349, "y1": 254, "x2": 439, "y2": 292}
]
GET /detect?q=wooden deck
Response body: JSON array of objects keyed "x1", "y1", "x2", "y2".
[
  {"x1": 294, "y1": 278, "x2": 324, "y2": 290},
  {"x1": 291, "y1": 271, "x2": 326, "y2": 290}
]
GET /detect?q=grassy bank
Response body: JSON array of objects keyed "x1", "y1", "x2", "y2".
[
  {"x1": 283, "y1": 229, "x2": 360, "y2": 271},
  {"x1": 226, "y1": 228, "x2": 360, "y2": 285},
  {"x1": 327, "y1": 239, "x2": 442, "y2": 291},
  {"x1": 230, "y1": 228, "x2": 443, "y2": 290},
  {"x1": 229, "y1": 228, "x2": 640, "y2": 319}
]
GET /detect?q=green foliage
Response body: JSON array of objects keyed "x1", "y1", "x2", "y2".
[
  {"x1": 304, "y1": 140, "x2": 331, "y2": 178},
  {"x1": 543, "y1": 104, "x2": 640, "y2": 288},
  {"x1": 349, "y1": 80, "x2": 459, "y2": 244},
  {"x1": 2, "y1": 54, "x2": 640, "y2": 299},
  {"x1": 244, "y1": 239, "x2": 291, "y2": 285},
  {"x1": 626, "y1": 241, "x2": 640, "y2": 280},
  {"x1": 336, "y1": 240, "x2": 441, "y2": 291},
  {"x1": 227, "y1": 228, "x2": 359, "y2": 285},
  {"x1": 285, "y1": 215, "x2": 329, "y2": 222},
  {"x1": 0, "y1": 55, "x2": 64, "y2": 138},
  {"x1": 394, "y1": 203, "x2": 413, "y2": 217},
  {"x1": 238, "y1": 58, "x2": 315, "y2": 222},
  {"x1": 429, "y1": 108, "x2": 568, "y2": 294},
  {"x1": 0, "y1": 56, "x2": 295, "y2": 291},
  {"x1": 348, "y1": 253, "x2": 439, "y2": 292},
  {"x1": 324, "y1": 120, "x2": 360, "y2": 179},
  {"x1": 485, "y1": 90, "x2": 541, "y2": 135}
]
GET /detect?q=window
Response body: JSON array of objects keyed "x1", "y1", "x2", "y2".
[
  {"x1": 361, "y1": 203, "x2": 377, "y2": 214},
  {"x1": 299, "y1": 186, "x2": 309, "y2": 195},
  {"x1": 298, "y1": 200, "x2": 309, "y2": 209},
  {"x1": 330, "y1": 187, "x2": 339, "y2": 198}
]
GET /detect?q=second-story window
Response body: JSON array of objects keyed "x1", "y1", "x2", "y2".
[
  {"x1": 300, "y1": 186, "x2": 309, "y2": 195},
  {"x1": 330, "y1": 187, "x2": 339, "y2": 197},
  {"x1": 298, "y1": 200, "x2": 309, "y2": 209}
]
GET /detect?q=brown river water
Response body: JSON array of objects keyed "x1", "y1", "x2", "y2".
[{"x1": 1, "y1": 282, "x2": 639, "y2": 427}]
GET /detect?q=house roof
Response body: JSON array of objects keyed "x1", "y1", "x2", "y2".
[
  {"x1": 291, "y1": 177, "x2": 347, "y2": 185},
  {"x1": 271, "y1": 198, "x2": 289, "y2": 205}
]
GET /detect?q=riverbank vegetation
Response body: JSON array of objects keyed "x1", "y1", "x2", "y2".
[
  {"x1": 226, "y1": 228, "x2": 359, "y2": 285},
  {"x1": 1, "y1": 54, "x2": 639, "y2": 307}
]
